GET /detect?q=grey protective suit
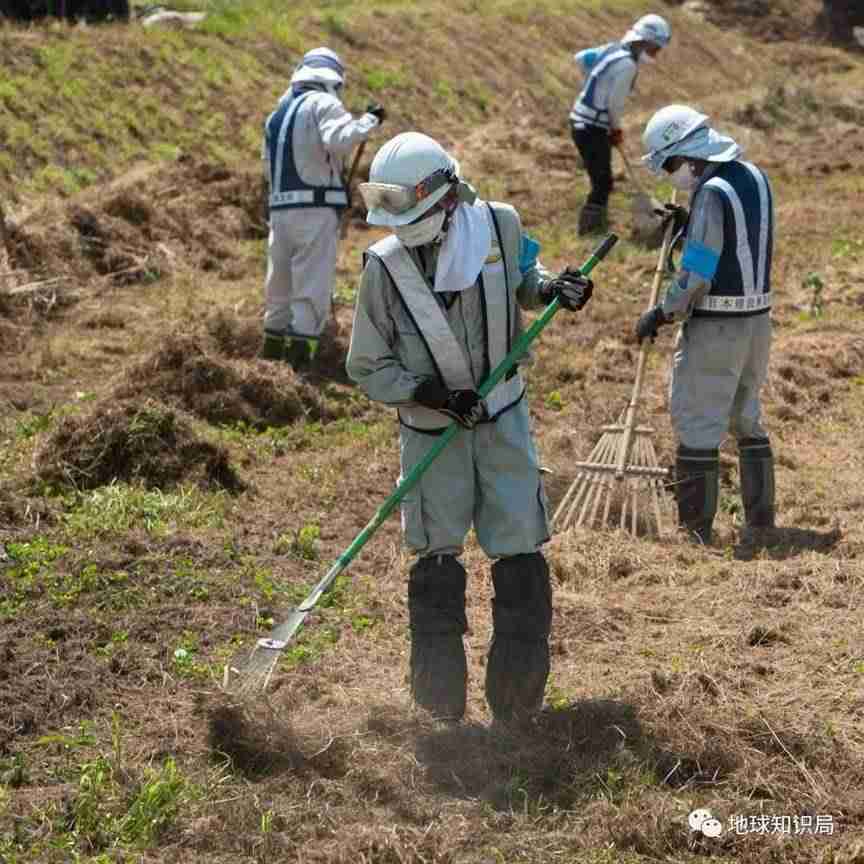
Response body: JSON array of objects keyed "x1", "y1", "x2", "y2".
[
  {"x1": 262, "y1": 88, "x2": 379, "y2": 341},
  {"x1": 662, "y1": 160, "x2": 775, "y2": 541},
  {"x1": 346, "y1": 202, "x2": 553, "y2": 559},
  {"x1": 346, "y1": 201, "x2": 556, "y2": 723}
]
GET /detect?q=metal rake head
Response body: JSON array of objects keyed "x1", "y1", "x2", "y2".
[{"x1": 222, "y1": 638, "x2": 287, "y2": 699}]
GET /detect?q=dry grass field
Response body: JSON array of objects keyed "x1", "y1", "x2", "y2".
[{"x1": 1, "y1": 1, "x2": 864, "y2": 861}]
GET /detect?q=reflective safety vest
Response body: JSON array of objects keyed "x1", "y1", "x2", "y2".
[
  {"x1": 570, "y1": 45, "x2": 635, "y2": 131},
  {"x1": 365, "y1": 206, "x2": 525, "y2": 433},
  {"x1": 264, "y1": 93, "x2": 348, "y2": 211},
  {"x1": 693, "y1": 161, "x2": 774, "y2": 318}
]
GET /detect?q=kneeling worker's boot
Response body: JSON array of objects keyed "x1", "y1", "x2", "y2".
[
  {"x1": 675, "y1": 445, "x2": 720, "y2": 545},
  {"x1": 284, "y1": 337, "x2": 318, "y2": 372},
  {"x1": 408, "y1": 555, "x2": 468, "y2": 721},
  {"x1": 578, "y1": 203, "x2": 607, "y2": 236},
  {"x1": 258, "y1": 330, "x2": 285, "y2": 361},
  {"x1": 485, "y1": 552, "x2": 552, "y2": 726},
  {"x1": 738, "y1": 437, "x2": 775, "y2": 529}
]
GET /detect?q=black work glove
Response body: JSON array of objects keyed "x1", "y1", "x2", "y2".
[
  {"x1": 413, "y1": 379, "x2": 487, "y2": 429},
  {"x1": 636, "y1": 305, "x2": 670, "y2": 344},
  {"x1": 655, "y1": 203, "x2": 689, "y2": 237},
  {"x1": 541, "y1": 267, "x2": 594, "y2": 311},
  {"x1": 366, "y1": 102, "x2": 386, "y2": 124}
]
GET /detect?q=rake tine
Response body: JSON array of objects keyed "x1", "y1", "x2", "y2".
[
  {"x1": 631, "y1": 476, "x2": 639, "y2": 536},
  {"x1": 601, "y1": 470, "x2": 615, "y2": 527},
  {"x1": 557, "y1": 434, "x2": 606, "y2": 529},
  {"x1": 571, "y1": 435, "x2": 608, "y2": 528},
  {"x1": 554, "y1": 476, "x2": 580, "y2": 528},
  {"x1": 561, "y1": 458, "x2": 596, "y2": 530},
  {"x1": 582, "y1": 434, "x2": 616, "y2": 527},
  {"x1": 646, "y1": 438, "x2": 665, "y2": 536},
  {"x1": 565, "y1": 470, "x2": 594, "y2": 529}
]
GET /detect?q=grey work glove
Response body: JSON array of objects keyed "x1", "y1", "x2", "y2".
[
  {"x1": 541, "y1": 267, "x2": 594, "y2": 311},
  {"x1": 366, "y1": 102, "x2": 386, "y2": 124},
  {"x1": 636, "y1": 305, "x2": 670, "y2": 344},
  {"x1": 413, "y1": 379, "x2": 487, "y2": 430}
]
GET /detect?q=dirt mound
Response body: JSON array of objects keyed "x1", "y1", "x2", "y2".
[
  {"x1": 33, "y1": 398, "x2": 242, "y2": 492},
  {"x1": 206, "y1": 307, "x2": 355, "y2": 384},
  {"x1": 114, "y1": 333, "x2": 345, "y2": 428},
  {"x1": 9, "y1": 157, "x2": 266, "y2": 290}
]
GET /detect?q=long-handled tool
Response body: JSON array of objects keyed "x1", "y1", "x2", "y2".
[
  {"x1": 616, "y1": 144, "x2": 664, "y2": 246},
  {"x1": 224, "y1": 233, "x2": 619, "y2": 698},
  {"x1": 339, "y1": 140, "x2": 367, "y2": 240},
  {"x1": 554, "y1": 197, "x2": 677, "y2": 537}
]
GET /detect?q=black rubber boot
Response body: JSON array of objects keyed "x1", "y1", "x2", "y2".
[
  {"x1": 485, "y1": 552, "x2": 552, "y2": 726},
  {"x1": 738, "y1": 437, "x2": 775, "y2": 528},
  {"x1": 578, "y1": 203, "x2": 607, "y2": 236},
  {"x1": 284, "y1": 337, "x2": 318, "y2": 371},
  {"x1": 675, "y1": 445, "x2": 720, "y2": 544},
  {"x1": 408, "y1": 555, "x2": 468, "y2": 722},
  {"x1": 258, "y1": 330, "x2": 284, "y2": 361}
]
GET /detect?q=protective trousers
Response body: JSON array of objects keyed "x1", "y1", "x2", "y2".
[
  {"x1": 670, "y1": 315, "x2": 774, "y2": 541},
  {"x1": 263, "y1": 207, "x2": 339, "y2": 340},
  {"x1": 408, "y1": 555, "x2": 468, "y2": 720},
  {"x1": 486, "y1": 552, "x2": 552, "y2": 724},
  {"x1": 398, "y1": 400, "x2": 550, "y2": 559},
  {"x1": 571, "y1": 125, "x2": 612, "y2": 236}
]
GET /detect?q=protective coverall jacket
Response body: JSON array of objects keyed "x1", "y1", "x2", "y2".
[
  {"x1": 263, "y1": 87, "x2": 379, "y2": 340},
  {"x1": 346, "y1": 201, "x2": 553, "y2": 558}
]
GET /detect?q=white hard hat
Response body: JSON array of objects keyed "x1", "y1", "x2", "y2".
[
  {"x1": 360, "y1": 132, "x2": 461, "y2": 227},
  {"x1": 290, "y1": 46, "x2": 345, "y2": 88},
  {"x1": 622, "y1": 14, "x2": 672, "y2": 48},
  {"x1": 642, "y1": 104, "x2": 742, "y2": 174}
]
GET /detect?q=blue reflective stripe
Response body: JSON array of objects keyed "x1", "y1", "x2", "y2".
[
  {"x1": 519, "y1": 234, "x2": 540, "y2": 274},
  {"x1": 681, "y1": 240, "x2": 720, "y2": 281}
]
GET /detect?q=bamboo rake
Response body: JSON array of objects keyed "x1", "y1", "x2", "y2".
[{"x1": 554, "y1": 192, "x2": 678, "y2": 536}]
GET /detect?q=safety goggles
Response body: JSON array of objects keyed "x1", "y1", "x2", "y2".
[{"x1": 358, "y1": 167, "x2": 456, "y2": 215}]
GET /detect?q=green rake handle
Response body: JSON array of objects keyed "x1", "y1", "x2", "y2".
[{"x1": 257, "y1": 233, "x2": 618, "y2": 650}]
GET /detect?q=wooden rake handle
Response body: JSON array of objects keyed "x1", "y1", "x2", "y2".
[
  {"x1": 616, "y1": 143, "x2": 651, "y2": 200},
  {"x1": 613, "y1": 188, "x2": 678, "y2": 480}
]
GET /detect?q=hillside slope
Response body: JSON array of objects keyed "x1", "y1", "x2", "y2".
[{"x1": 2, "y1": 2, "x2": 864, "y2": 863}]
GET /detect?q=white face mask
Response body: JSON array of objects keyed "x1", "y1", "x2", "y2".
[
  {"x1": 394, "y1": 209, "x2": 447, "y2": 248},
  {"x1": 668, "y1": 162, "x2": 699, "y2": 191},
  {"x1": 638, "y1": 50, "x2": 657, "y2": 65}
]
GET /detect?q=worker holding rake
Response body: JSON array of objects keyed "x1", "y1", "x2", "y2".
[
  {"x1": 637, "y1": 105, "x2": 776, "y2": 545},
  {"x1": 569, "y1": 13, "x2": 672, "y2": 236},
  {"x1": 347, "y1": 132, "x2": 593, "y2": 724},
  {"x1": 258, "y1": 47, "x2": 386, "y2": 370}
]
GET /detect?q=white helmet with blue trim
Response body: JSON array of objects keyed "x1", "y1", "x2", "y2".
[
  {"x1": 290, "y1": 47, "x2": 345, "y2": 91},
  {"x1": 642, "y1": 104, "x2": 742, "y2": 175},
  {"x1": 622, "y1": 14, "x2": 672, "y2": 48}
]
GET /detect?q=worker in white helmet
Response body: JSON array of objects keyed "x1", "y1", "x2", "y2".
[
  {"x1": 570, "y1": 14, "x2": 671, "y2": 235},
  {"x1": 637, "y1": 104, "x2": 775, "y2": 545},
  {"x1": 347, "y1": 132, "x2": 594, "y2": 725},
  {"x1": 259, "y1": 47, "x2": 386, "y2": 369}
]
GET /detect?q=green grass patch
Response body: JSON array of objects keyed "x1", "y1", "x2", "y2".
[{"x1": 63, "y1": 483, "x2": 229, "y2": 537}]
